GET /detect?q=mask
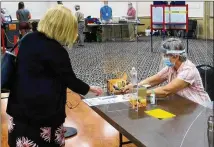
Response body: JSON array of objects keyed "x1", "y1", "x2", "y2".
[{"x1": 163, "y1": 57, "x2": 175, "y2": 67}]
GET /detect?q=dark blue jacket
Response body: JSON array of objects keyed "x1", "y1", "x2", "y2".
[{"x1": 7, "y1": 32, "x2": 90, "y2": 126}]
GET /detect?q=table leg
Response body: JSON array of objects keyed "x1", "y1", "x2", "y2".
[
  {"x1": 64, "y1": 127, "x2": 77, "y2": 138},
  {"x1": 151, "y1": 30, "x2": 153, "y2": 52},
  {"x1": 119, "y1": 132, "x2": 132, "y2": 147},
  {"x1": 120, "y1": 26, "x2": 123, "y2": 41},
  {"x1": 119, "y1": 133, "x2": 122, "y2": 147},
  {"x1": 186, "y1": 37, "x2": 189, "y2": 53}
]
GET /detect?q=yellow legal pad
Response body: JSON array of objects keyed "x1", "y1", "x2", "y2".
[{"x1": 145, "y1": 109, "x2": 176, "y2": 119}]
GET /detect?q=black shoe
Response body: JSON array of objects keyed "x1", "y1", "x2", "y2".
[{"x1": 78, "y1": 44, "x2": 84, "y2": 47}]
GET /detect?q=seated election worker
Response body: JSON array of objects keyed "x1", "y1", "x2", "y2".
[
  {"x1": 100, "y1": 1, "x2": 113, "y2": 41},
  {"x1": 124, "y1": 38, "x2": 211, "y2": 107},
  {"x1": 7, "y1": 5, "x2": 103, "y2": 147}
]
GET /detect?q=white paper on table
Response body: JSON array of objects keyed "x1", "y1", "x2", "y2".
[{"x1": 83, "y1": 95, "x2": 130, "y2": 106}]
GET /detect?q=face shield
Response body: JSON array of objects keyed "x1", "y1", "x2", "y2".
[{"x1": 159, "y1": 45, "x2": 187, "y2": 69}]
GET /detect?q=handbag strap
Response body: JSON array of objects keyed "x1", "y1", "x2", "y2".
[{"x1": 9, "y1": 41, "x2": 19, "y2": 53}]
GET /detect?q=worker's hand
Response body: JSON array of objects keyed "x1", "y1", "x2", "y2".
[
  {"x1": 122, "y1": 83, "x2": 134, "y2": 93},
  {"x1": 89, "y1": 86, "x2": 103, "y2": 96}
]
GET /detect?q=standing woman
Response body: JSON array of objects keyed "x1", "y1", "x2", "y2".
[
  {"x1": 16, "y1": 1, "x2": 31, "y2": 38},
  {"x1": 75, "y1": 5, "x2": 85, "y2": 46},
  {"x1": 7, "y1": 5, "x2": 102, "y2": 147}
]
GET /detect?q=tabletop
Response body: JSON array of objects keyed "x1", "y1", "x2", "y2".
[{"x1": 84, "y1": 94, "x2": 213, "y2": 147}]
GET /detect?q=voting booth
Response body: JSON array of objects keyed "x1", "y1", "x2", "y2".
[{"x1": 150, "y1": 4, "x2": 189, "y2": 52}]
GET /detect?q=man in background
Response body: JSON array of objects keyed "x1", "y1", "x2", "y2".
[
  {"x1": 75, "y1": 5, "x2": 85, "y2": 46},
  {"x1": 126, "y1": 2, "x2": 136, "y2": 41},
  {"x1": 100, "y1": 1, "x2": 113, "y2": 42}
]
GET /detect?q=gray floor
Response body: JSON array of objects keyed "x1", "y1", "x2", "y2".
[{"x1": 67, "y1": 37, "x2": 213, "y2": 89}]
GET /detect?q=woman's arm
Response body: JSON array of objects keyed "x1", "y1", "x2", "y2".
[
  {"x1": 47, "y1": 45, "x2": 90, "y2": 95},
  {"x1": 147, "y1": 78, "x2": 189, "y2": 97},
  {"x1": 27, "y1": 10, "x2": 31, "y2": 19},
  {"x1": 138, "y1": 74, "x2": 166, "y2": 87},
  {"x1": 28, "y1": 13, "x2": 31, "y2": 19}
]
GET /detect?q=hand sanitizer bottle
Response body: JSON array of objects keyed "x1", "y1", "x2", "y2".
[{"x1": 150, "y1": 90, "x2": 156, "y2": 105}]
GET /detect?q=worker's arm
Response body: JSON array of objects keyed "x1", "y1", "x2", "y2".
[
  {"x1": 138, "y1": 74, "x2": 166, "y2": 87},
  {"x1": 123, "y1": 67, "x2": 169, "y2": 93},
  {"x1": 147, "y1": 68, "x2": 195, "y2": 97},
  {"x1": 28, "y1": 13, "x2": 31, "y2": 19},
  {"x1": 147, "y1": 78, "x2": 189, "y2": 97}
]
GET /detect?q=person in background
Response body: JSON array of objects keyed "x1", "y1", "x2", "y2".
[
  {"x1": 126, "y1": 2, "x2": 136, "y2": 41},
  {"x1": 75, "y1": 5, "x2": 85, "y2": 47},
  {"x1": 124, "y1": 38, "x2": 211, "y2": 107},
  {"x1": 7, "y1": 5, "x2": 103, "y2": 147},
  {"x1": 31, "y1": 21, "x2": 38, "y2": 32},
  {"x1": 16, "y1": 1, "x2": 31, "y2": 39},
  {"x1": 100, "y1": 1, "x2": 113, "y2": 42},
  {"x1": 57, "y1": 1, "x2": 63, "y2": 4}
]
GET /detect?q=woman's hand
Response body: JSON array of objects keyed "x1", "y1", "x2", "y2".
[
  {"x1": 122, "y1": 83, "x2": 134, "y2": 93},
  {"x1": 89, "y1": 86, "x2": 103, "y2": 96}
]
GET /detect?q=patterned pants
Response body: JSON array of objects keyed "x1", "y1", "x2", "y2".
[{"x1": 8, "y1": 115, "x2": 65, "y2": 147}]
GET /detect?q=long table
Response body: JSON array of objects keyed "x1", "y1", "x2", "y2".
[
  {"x1": 83, "y1": 94, "x2": 213, "y2": 147},
  {"x1": 87, "y1": 22, "x2": 145, "y2": 41}
]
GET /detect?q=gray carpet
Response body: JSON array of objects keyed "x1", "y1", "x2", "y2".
[{"x1": 67, "y1": 37, "x2": 213, "y2": 89}]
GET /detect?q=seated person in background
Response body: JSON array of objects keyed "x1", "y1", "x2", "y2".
[
  {"x1": 126, "y1": 2, "x2": 136, "y2": 41},
  {"x1": 31, "y1": 21, "x2": 38, "y2": 32},
  {"x1": 100, "y1": 1, "x2": 113, "y2": 42},
  {"x1": 124, "y1": 38, "x2": 211, "y2": 107}
]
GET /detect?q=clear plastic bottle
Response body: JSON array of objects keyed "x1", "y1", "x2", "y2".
[
  {"x1": 130, "y1": 67, "x2": 138, "y2": 111},
  {"x1": 150, "y1": 90, "x2": 156, "y2": 105},
  {"x1": 130, "y1": 67, "x2": 137, "y2": 85}
]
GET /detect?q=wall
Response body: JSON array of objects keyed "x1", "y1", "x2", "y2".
[
  {"x1": 210, "y1": 18, "x2": 213, "y2": 39},
  {"x1": 2, "y1": 2, "x2": 204, "y2": 20},
  {"x1": 1, "y1": 1, "x2": 210, "y2": 39},
  {"x1": 137, "y1": 2, "x2": 203, "y2": 17},
  {"x1": 137, "y1": 17, "x2": 204, "y2": 38},
  {"x1": 1, "y1": 2, "x2": 137, "y2": 20},
  {"x1": 210, "y1": 2, "x2": 213, "y2": 39},
  {"x1": 1, "y1": 2, "x2": 50, "y2": 20}
]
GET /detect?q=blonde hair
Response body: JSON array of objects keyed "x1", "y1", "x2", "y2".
[{"x1": 38, "y1": 5, "x2": 77, "y2": 48}]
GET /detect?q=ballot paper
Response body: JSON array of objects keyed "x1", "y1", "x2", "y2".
[{"x1": 83, "y1": 95, "x2": 130, "y2": 106}]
